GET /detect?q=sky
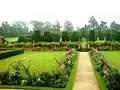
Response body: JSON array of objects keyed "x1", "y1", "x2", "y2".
[{"x1": 0, "y1": 0, "x2": 120, "y2": 29}]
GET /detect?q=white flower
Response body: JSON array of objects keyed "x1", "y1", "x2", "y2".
[
  {"x1": 60, "y1": 64, "x2": 65, "y2": 70},
  {"x1": 21, "y1": 80, "x2": 28, "y2": 86},
  {"x1": 37, "y1": 78, "x2": 41, "y2": 82},
  {"x1": 68, "y1": 60, "x2": 71, "y2": 64}
]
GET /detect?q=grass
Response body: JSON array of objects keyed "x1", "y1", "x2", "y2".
[
  {"x1": 0, "y1": 51, "x2": 66, "y2": 73},
  {"x1": 101, "y1": 51, "x2": 120, "y2": 70},
  {"x1": 5, "y1": 37, "x2": 18, "y2": 42},
  {"x1": 0, "y1": 49, "x2": 13, "y2": 53},
  {"x1": 0, "y1": 52, "x2": 78, "y2": 90},
  {"x1": 89, "y1": 54, "x2": 108, "y2": 90}
]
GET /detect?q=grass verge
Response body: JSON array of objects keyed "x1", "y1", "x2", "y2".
[{"x1": 89, "y1": 54, "x2": 108, "y2": 90}]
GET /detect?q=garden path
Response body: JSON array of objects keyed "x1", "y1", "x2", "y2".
[{"x1": 72, "y1": 52, "x2": 100, "y2": 90}]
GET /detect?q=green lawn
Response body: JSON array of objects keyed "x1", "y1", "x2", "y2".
[
  {"x1": 101, "y1": 51, "x2": 120, "y2": 69},
  {"x1": 0, "y1": 56, "x2": 78, "y2": 90},
  {"x1": 0, "y1": 52, "x2": 78, "y2": 90},
  {"x1": 0, "y1": 51, "x2": 66, "y2": 73},
  {"x1": 5, "y1": 37, "x2": 18, "y2": 42}
]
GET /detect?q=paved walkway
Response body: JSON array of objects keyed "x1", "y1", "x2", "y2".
[{"x1": 73, "y1": 52, "x2": 100, "y2": 90}]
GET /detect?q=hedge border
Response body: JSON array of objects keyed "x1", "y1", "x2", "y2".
[
  {"x1": 90, "y1": 49, "x2": 120, "y2": 90},
  {"x1": 89, "y1": 54, "x2": 108, "y2": 90},
  {"x1": 0, "y1": 51, "x2": 79, "y2": 90},
  {"x1": 0, "y1": 49, "x2": 24, "y2": 59}
]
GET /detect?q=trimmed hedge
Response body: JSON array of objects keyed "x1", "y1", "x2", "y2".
[
  {"x1": 0, "y1": 49, "x2": 78, "y2": 88},
  {"x1": 0, "y1": 42, "x2": 82, "y2": 51},
  {"x1": 88, "y1": 41, "x2": 120, "y2": 51},
  {"x1": 90, "y1": 48, "x2": 120, "y2": 90},
  {"x1": 0, "y1": 49, "x2": 24, "y2": 59}
]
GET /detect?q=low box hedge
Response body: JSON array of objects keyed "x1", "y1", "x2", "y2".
[{"x1": 0, "y1": 49, "x2": 24, "y2": 59}]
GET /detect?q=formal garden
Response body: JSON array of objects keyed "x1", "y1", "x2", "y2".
[
  {"x1": 0, "y1": 40, "x2": 120, "y2": 90},
  {"x1": 0, "y1": 16, "x2": 120, "y2": 90}
]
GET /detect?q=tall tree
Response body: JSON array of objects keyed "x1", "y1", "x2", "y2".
[
  {"x1": 30, "y1": 20, "x2": 44, "y2": 35},
  {"x1": 71, "y1": 31, "x2": 79, "y2": 41},
  {"x1": 64, "y1": 20, "x2": 73, "y2": 41},
  {"x1": 52, "y1": 21, "x2": 61, "y2": 31},
  {"x1": 89, "y1": 30, "x2": 95, "y2": 41},
  {"x1": 100, "y1": 21, "x2": 107, "y2": 28},
  {"x1": 88, "y1": 16, "x2": 98, "y2": 29},
  {"x1": 88, "y1": 16, "x2": 99, "y2": 40},
  {"x1": 80, "y1": 24, "x2": 89, "y2": 40},
  {"x1": 12, "y1": 21, "x2": 29, "y2": 36},
  {"x1": 1, "y1": 21, "x2": 10, "y2": 37},
  {"x1": 62, "y1": 31, "x2": 69, "y2": 41},
  {"x1": 97, "y1": 21, "x2": 108, "y2": 40},
  {"x1": 110, "y1": 21, "x2": 120, "y2": 30},
  {"x1": 77, "y1": 27, "x2": 81, "y2": 40},
  {"x1": 52, "y1": 21, "x2": 61, "y2": 41},
  {"x1": 44, "y1": 21, "x2": 52, "y2": 31},
  {"x1": 64, "y1": 20, "x2": 73, "y2": 31}
]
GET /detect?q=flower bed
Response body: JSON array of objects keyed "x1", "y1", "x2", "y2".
[
  {"x1": 0, "y1": 42, "x2": 82, "y2": 51},
  {"x1": 88, "y1": 41, "x2": 120, "y2": 51},
  {"x1": 90, "y1": 49, "x2": 120, "y2": 90},
  {"x1": 0, "y1": 49, "x2": 78, "y2": 88}
]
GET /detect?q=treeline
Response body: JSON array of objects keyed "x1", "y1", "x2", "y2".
[
  {"x1": 0, "y1": 21, "x2": 28, "y2": 37},
  {"x1": 1, "y1": 16, "x2": 120, "y2": 42},
  {"x1": 18, "y1": 30, "x2": 80, "y2": 42}
]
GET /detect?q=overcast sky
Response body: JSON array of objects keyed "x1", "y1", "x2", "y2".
[{"x1": 0, "y1": 0, "x2": 120, "y2": 28}]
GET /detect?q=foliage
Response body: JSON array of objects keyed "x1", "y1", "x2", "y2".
[
  {"x1": 0, "y1": 49, "x2": 78, "y2": 88},
  {"x1": 0, "y1": 42, "x2": 81, "y2": 51},
  {"x1": 1, "y1": 17, "x2": 120, "y2": 42},
  {"x1": 89, "y1": 30, "x2": 95, "y2": 41},
  {"x1": 0, "y1": 21, "x2": 29, "y2": 37},
  {"x1": 88, "y1": 41, "x2": 120, "y2": 51},
  {"x1": 90, "y1": 49, "x2": 120, "y2": 90},
  {"x1": 0, "y1": 49, "x2": 24, "y2": 59},
  {"x1": 88, "y1": 16, "x2": 98, "y2": 29},
  {"x1": 71, "y1": 31, "x2": 79, "y2": 41},
  {"x1": 115, "y1": 31, "x2": 120, "y2": 41},
  {"x1": 64, "y1": 20, "x2": 73, "y2": 41},
  {"x1": 62, "y1": 31, "x2": 69, "y2": 41},
  {"x1": 18, "y1": 36, "x2": 26, "y2": 42}
]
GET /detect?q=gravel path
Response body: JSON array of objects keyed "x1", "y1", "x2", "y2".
[{"x1": 72, "y1": 52, "x2": 100, "y2": 90}]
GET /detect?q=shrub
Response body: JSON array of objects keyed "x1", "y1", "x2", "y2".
[
  {"x1": 1, "y1": 42, "x2": 81, "y2": 51},
  {"x1": 88, "y1": 41, "x2": 120, "y2": 51},
  {"x1": 0, "y1": 49, "x2": 78, "y2": 88},
  {"x1": 90, "y1": 49, "x2": 120, "y2": 90},
  {"x1": 0, "y1": 49, "x2": 24, "y2": 59},
  {"x1": 18, "y1": 36, "x2": 26, "y2": 42}
]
